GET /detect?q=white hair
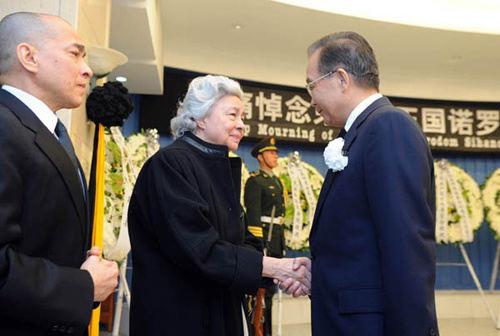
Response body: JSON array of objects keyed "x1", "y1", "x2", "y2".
[{"x1": 170, "y1": 75, "x2": 243, "y2": 138}]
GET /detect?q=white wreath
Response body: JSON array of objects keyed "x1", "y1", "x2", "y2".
[
  {"x1": 482, "y1": 167, "x2": 500, "y2": 238},
  {"x1": 103, "y1": 128, "x2": 160, "y2": 262},
  {"x1": 229, "y1": 151, "x2": 250, "y2": 206},
  {"x1": 273, "y1": 153, "x2": 324, "y2": 251},
  {"x1": 434, "y1": 159, "x2": 483, "y2": 244}
]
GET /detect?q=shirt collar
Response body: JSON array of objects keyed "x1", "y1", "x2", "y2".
[
  {"x1": 344, "y1": 93, "x2": 382, "y2": 132},
  {"x1": 260, "y1": 168, "x2": 274, "y2": 177},
  {"x1": 181, "y1": 131, "x2": 228, "y2": 158},
  {"x1": 2, "y1": 85, "x2": 58, "y2": 134}
]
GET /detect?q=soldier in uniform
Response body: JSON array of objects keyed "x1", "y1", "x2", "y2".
[{"x1": 244, "y1": 136, "x2": 286, "y2": 336}]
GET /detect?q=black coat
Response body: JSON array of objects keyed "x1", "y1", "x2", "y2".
[
  {"x1": 128, "y1": 132, "x2": 264, "y2": 336},
  {"x1": 0, "y1": 89, "x2": 94, "y2": 335}
]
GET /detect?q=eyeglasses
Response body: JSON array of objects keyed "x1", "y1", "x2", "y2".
[{"x1": 305, "y1": 70, "x2": 338, "y2": 95}]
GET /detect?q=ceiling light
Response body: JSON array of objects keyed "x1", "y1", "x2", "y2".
[
  {"x1": 271, "y1": 0, "x2": 500, "y2": 35},
  {"x1": 115, "y1": 76, "x2": 128, "y2": 82},
  {"x1": 87, "y1": 45, "x2": 127, "y2": 79},
  {"x1": 233, "y1": 24, "x2": 243, "y2": 30}
]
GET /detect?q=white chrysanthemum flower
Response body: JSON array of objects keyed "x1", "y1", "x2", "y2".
[
  {"x1": 102, "y1": 219, "x2": 118, "y2": 253},
  {"x1": 448, "y1": 224, "x2": 462, "y2": 243},
  {"x1": 323, "y1": 138, "x2": 348, "y2": 172}
]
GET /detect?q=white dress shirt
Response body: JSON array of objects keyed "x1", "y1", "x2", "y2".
[
  {"x1": 344, "y1": 93, "x2": 383, "y2": 132},
  {"x1": 2, "y1": 85, "x2": 58, "y2": 135}
]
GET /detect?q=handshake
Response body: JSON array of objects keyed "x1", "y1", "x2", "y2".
[{"x1": 262, "y1": 256, "x2": 311, "y2": 297}]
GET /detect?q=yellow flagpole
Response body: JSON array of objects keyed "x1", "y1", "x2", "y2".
[{"x1": 89, "y1": 123, "x2": 105, "y2": 336}]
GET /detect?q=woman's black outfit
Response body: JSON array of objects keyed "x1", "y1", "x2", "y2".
[{"x1": 128, "y1": 132, "x2": 264, "y2": 336}]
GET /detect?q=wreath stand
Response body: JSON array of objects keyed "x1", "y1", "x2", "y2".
[
  {"x1": 104, "y1": 127, "x2": 159, "y2": 335},
  {"x1": 434, "y1": 160, "x2": 496, "y2": 325},
  {"x1": 485, "y1": 167, "x2": 500, "y2": 329},
  {"x1": 488, "y1": 241, "x2": 500, "y2": 293},
  {"x1": 111, "y1": 256, "x2": 132, "y2": 336},
  {"x1": 488, "y1": 241, "x2": 500, "y2": 329},
  {"x1": 277, "y1": 289, "x2": 283, "y2": 336},
  {"x1": 107, "y1": 128, "x2": 134, "y2": 336},
  {"x1": 438, "y1": 244, "x2": 496, "y2": 326}
]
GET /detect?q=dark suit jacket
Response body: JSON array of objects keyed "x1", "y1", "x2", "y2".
[
  {"x1": 128, "y1": 132, "x2": 263, "y2": 336},
  {"x1": 0, "y1": 89, "x2": 94, "y2": 336},
  {"x1": 309, "y1": 97, "x2": 439, "y2": 336}
]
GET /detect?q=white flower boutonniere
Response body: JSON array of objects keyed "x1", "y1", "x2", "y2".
[{"x1": 324, "y1": 138, "x2": 348, "y2": 172}]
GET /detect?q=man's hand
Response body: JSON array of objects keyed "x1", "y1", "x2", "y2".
[
  {"x1": 81, "y1": 247, "x2": 119, "y2": 302},
  {"x1": 86, "y1": 246, "x2": 101, "y2": 259},
  {"x1": 275, "y1": 257, "x2": 312, "y2": 297},
  {"x1": 262, "y1": 256, "x2": 311, "y2": 297}
]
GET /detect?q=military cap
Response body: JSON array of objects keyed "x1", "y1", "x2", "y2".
[{"x1": 251, "y1": 136, "x2": 279, "y2": 157}]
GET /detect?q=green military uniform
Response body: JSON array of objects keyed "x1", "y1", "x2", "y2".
[{"x1": 244, "y1": 137, "x2": 286, "y2": 336}]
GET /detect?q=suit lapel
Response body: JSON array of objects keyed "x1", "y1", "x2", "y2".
[
  {"x1": 343, "y1": 96, "x2": 392, "y2": 153},
  {"x1": 36, "y1": 133, "x2": 87, "y2": 238},
  {"x1": 310, "y1": 169, "x2": 335, "y2": 240},
  {"x1": 311, "y1": 97, "x2": 392, "y2": 240},
  {"x1": 0, "y1": 90, "x2": 87, "y2": 240}
]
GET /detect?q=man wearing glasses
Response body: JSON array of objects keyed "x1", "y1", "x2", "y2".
[{"x1": 304, "y1": 32, "x2": 439, "y2": 336}]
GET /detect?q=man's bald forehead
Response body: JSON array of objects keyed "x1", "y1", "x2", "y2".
[
  {"x1": 0, "y1": 12, "x2": 71, "y2": 44},
  {"x1": 0, "y1": 12, "x2": 72, "y2": 79},
  {"x1": 2, "y1": 13, "x2": 46, "y2": 47}
]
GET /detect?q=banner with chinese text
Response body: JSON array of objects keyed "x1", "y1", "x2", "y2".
[
  {"x1": 240, "y1": 84, "x2": 340, "y2": 144},
  {"x1": 391, "y1": 97, "x2": 499, "y2": 153},
  {"x1": 240, "y1": 85, "x2": 500, "y2": 153},
  {"x1": 140, "y1": 69, "x2": 500, "y2": 153}
]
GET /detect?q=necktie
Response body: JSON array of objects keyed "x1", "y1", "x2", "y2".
[
  {"x1": 337, "y1": 128, "x2": 346, "y2": 139},
  {"x1": 55, "y1": 120, "x2": 80, "y2": 175}
]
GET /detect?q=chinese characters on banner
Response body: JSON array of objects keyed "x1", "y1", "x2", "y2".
[
  {"x1": 241, "y1": 85, "x2": 343, "y2": 144},
  {"x1": 392, "y1": 99, "x2": 499, "y2": 153},
  {"x1": 241, "y1": 84, "x2": 500, "y2": 153},
  {"x1": 140, "y1": 69, "x2": 500, "y2": 154}
]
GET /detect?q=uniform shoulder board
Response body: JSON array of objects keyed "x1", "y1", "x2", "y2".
[{"x1": 250, "y1": 171, "x2": 260, "y2": 177}]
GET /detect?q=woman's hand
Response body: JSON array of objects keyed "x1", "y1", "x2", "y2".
[{"x1": 262, "y1": 256, "x2": 311, "y2": 297}]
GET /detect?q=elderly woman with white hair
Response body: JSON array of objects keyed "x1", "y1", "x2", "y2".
[{"x1": 127, "y1": 75, "x2": 310, "y2": 336}]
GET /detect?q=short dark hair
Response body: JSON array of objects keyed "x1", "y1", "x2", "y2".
[{"x1": 308, "y1": 31, "x2": 380, "y2": 91}]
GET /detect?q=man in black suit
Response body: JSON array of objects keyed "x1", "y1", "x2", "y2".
[{"x1": 0, "y1": 12, "x2": 118, "y2": 335}]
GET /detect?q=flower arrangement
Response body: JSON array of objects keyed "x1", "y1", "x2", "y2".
[
  {"x1": 434, "y1": 160, "x2": 483, "y2": 244},
  {"x1": 273, "y1": 154, "x2": 324, "y2": 251},
  {"x1": 229, "y1": 151, "x2": 250, "y2": 206},
  {"x1": 103, "y1": 127, "x2": 159, "y2": 262},
  {"x1": 86, "y1": 81, "x2": 133, "y2": 127},
  {"x1": 324, "y1": 138, "x2": 348, "y2": 172},
  {"x1": 127, "y1": 128, "x2": 160, "y2": 171},
  {"x1": 482, "y1": 167, "x2": 500, "y2": 239}
]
